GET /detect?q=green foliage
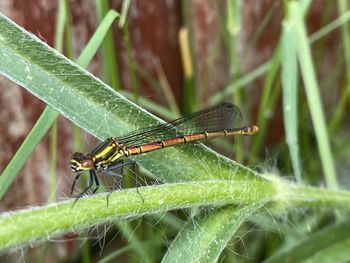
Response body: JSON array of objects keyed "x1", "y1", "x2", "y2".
[{"x1": 1, "y1": 0, "x2": 350, "y2": 262}]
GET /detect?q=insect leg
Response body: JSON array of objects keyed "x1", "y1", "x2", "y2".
[
  {"x1": 104, "y1": 160, "x2": 130, "y2": 206},
  {"x1": 92, "y1": 170, "x2": 100, "y2": 194},
  {"x1": 73, "y1": 171, "x2": 95, "y2": 205},
  {"x1": 71, "y1": 173, "x2": 82, "y2": 196},
  {"x1": 130, "y1": 161, "x2": 144, "y2": 203},
  {"x1": 105, "y1": 160, "x2": 144, "y2": 204}
]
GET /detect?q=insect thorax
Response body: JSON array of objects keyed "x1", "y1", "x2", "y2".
[{"x1": 94, "y1": 141, "x2": 128, "y2": 170}]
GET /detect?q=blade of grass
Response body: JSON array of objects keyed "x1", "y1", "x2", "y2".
[
  {"x1": 210, "y1": 60, "x2": 271, "y2": 105},
  {"x1": 153, "y1": 58, "x2": 180, "y2": 116},
  {"x1": 120, "y1": 89, "x2": 179, "y2": 119},
  {"x1": 95, "y1": 0, "x2": 121, "y2": 90},
  {"x1": 264, "y1": 221, "x2": 350, "y2": 263},
  {"x1": 0, "y1": 10, "x2": 121, "y2": 200},
  {"x1": 179, "y1": 27, "x2": 196, "y2": 113},
  {"x1": 226, "y1": 0, "x2": 244, "y2": 163},
  {"x1": 211, "y1": 7, "x2": 350, "y2": 106},
  {"x1": 49, "y1": 0, "x2": 71, "y2": 202},
  {"x1": 49, "y1": 119, "x2": 58, "y2": 201},
  {"x1": 281, "y1": 21, "x2": 302, "y2": 182},
  {"x1": 0, "y1": 107, "x2": 59, "y2": 199},
  {"x1": 161, "y1": 202, "x2": 266, "y2": 263},
  {"x1": 328, "y1": 2, "x2": 350, "y2": 133},
  {"x1": 250, "y1": 46, "x2": 281, "y2": 157},
  {"x1": 76, "y1": 10, "x2": 120, "y2": 68},
  {"x1": 119, "y1": 0, "x2": 131, "y2": 28},
  {"x1": 290, "y1": 2, "x2": 338, "y2": 189},
  {"x1": 122, "y1": 23, "x2": 139, "y2": 101},
  {"x1": 309, "y1": 9, "x2": 350, "y2": 44}
]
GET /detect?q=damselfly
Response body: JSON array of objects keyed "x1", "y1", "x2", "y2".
[{"x1": 70, "y1": 103, "x2": 258, "y2": 201}]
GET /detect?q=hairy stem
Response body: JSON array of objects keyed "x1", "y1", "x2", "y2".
[{"x1": 1, "y1": 177, "x2": 350, "y2": 252}]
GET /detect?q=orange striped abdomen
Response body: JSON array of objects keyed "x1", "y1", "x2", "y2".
[{"x1": 125, "y1": 126, "x2": 258, "y2": 156}]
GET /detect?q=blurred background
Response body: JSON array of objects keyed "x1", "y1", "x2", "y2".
[{"x1": 1, "y1": 0, "x2": 349, "y2": 262}]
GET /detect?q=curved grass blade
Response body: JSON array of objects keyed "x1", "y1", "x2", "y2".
[
  {"x1": 162, "y1": 202, "x2": 267, "y2": 263},
  {"x1": 264, "y1": 221, "x2": 350, "y2": 263},
  {"x1": 0, "y1": 107, "x2": 59, "y2": 199}
]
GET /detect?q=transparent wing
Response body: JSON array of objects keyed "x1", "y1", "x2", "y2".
[{"x1": 116, "y1": 103, "x2": 242, "y2": 147}]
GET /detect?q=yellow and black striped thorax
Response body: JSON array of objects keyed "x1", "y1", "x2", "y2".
[
  {"x1": 70, "y1": 138, "x2": 128, "y2": 173},
  {"x1": 93, "y1": 139, "x2": 128, "y2": 170}
]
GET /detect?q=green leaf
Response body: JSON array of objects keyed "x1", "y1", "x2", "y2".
[
  {"x1": 162, "y1": 202, "x2": 266, "y2": 263},
  {"x1": 265, "y1": 221, "x2": 350, "y2": 263},
  {"x1": 289, "y1": 2, "x2": 338, "y2": 189},
  {"x1": 0, "y1": 12, "x2": 260, "y2": 185},
  {"x1": 281, "y1": 21, "x2": 302, "y2": 182}
]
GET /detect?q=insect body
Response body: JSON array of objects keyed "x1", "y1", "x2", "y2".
[{"x1": 70, "y1": 103, "x2": 259, "y2": 201}]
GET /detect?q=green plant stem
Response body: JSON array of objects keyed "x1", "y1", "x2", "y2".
[
  {"x1": 49, "y1": 0, "x2": 69, "y2": 202},
  {"x1": 290, "y1": 2, "x2": 338, "y2": 189},
  {"x1": 1, "y1": 177, "x2": 350, "y2": 253},
  {"x1": 95, "y1": 0, "x2": 120, "y2": 90}
]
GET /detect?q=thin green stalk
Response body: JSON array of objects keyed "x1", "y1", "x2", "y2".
[
  {"x1": 210, "y1": 60, "x2": 271, "y2": 104},
  {"x1": 63, "y1": 0, "x2": 74, "y2": 59},
  {"x1": 154, "y1": 57, "x2": 181, "y2": 116},
  {"x1": 0, "y1": 107, "x2": 59, "y2": 199},
  {"x1": 211, "y1": 8, "x2": 350, "y2": 105},
  {"x1": 290, "y1": 2, "x2": 338, "y2": 189},
  {"x1": 309, "y1": 9, "x2": 350, "y2": 44},
  {"x1": 226, "y1": 0, "x2": 244, "y2": 163},
  {"x1": 122, "y1": 24, "x2": 139, "y2": 102},
  {"x1": 251, "y1": 47, "x2": 281, "y2": 157},
  {"x1": 179, "y1": 26, "x2": 196, "y2": 113},
  {"x1": 49, "y1": 120, "x2": 58, "y2": 201},
  {"x1": 328, "y1": 1, "x2": 350, "y2": 133},
  {"x1": 49, "y1": 0, "x2": 66, "y2": 201},
  {"x1": 120, "y1": 90, "x2": 178, "y2": 119},
  {"x1": 54, "y1": 0, "x2": 66, "y2": 51},
  {"x1": 180, "y1": 1, "x2": 197, "y2": 113},
  {"x1": 95, "y1": 0, "x2": 121, "y2": 90},
  {"x1": 119, "y1": 0, "x2": 131, "y2": 28}
]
